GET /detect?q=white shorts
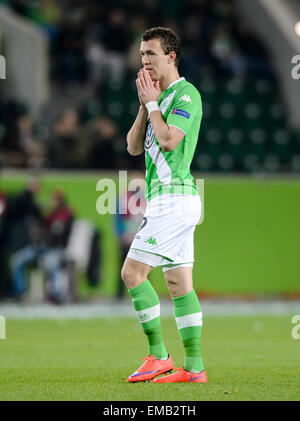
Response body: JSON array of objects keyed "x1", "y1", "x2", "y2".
[{"x1": 128, "y1": 194, "x2": 201, "y2": 271}]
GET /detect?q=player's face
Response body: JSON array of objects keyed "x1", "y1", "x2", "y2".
[{"x1": 140, "y1": 39, "x2": 171, "y2": 81}]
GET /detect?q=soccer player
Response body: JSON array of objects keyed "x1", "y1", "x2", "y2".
[{"x1": 122, "y1": 27, "x2": 207, "y2": 383}]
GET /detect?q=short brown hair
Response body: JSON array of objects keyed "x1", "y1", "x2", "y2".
[{"x1": 142, "y1": 27, "x2": 181, "y2": 67}]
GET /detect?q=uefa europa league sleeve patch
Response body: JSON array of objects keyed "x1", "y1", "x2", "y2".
[{"x1": 171, "y1": 109, "x2": 190, "y2": 119}]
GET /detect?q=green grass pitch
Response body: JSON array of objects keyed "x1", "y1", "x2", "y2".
[{"x1": 0, "y1": 315, "x2": 299, "y2": 401}]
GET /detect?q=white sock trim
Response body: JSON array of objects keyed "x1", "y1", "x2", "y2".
[
  {"x1": 175, "y1": 312, "x2": 203, "y2": 330},
  {"x1": 136, "y1": 304, "x2": 160, "y2": 324}
]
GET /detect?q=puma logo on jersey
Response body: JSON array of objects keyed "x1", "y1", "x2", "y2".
[{"x1": 179, "y1": 94, "x2": 192, "y2": 103}]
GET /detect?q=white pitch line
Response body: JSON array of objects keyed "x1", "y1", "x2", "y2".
[{"x1": 0, "y1": 299, "x2": 299, "y2": 319}]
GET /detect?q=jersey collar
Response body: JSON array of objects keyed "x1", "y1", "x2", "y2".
[{"x1": 167, "y1": 77, "x2": 185, "y2": 90}]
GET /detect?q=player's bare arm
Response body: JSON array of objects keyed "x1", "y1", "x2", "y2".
[
  {"x1": 126, "y1": 70, "x2": 149, "y2": 156},
  {"x1": 126, "y1": 106, "x2": 147, "y2": 156},
  {"x1": 138, "y1": 69, "x2": 185, "y2": 152}
]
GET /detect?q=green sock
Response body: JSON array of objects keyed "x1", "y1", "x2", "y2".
[
  {"x1": 172, "y1": 289, "x2": 204, "y2": 373},
  {"x1": 128, "y1": 280, "x2": 168, "y2": 360}
]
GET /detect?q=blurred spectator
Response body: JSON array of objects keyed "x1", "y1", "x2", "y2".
[
  {"x1": 85, "y1": 38, "x2": 109, "y2": 89},
  {"x1": 86, "y1": 8, "x2": 131, "y2": 88},
  {"x1": 0, "y1": 189, "x2": 6, "y2": 232},
  {"x1": 209, "y1": 22, "x2": 246, "y2": 76},
  {"x1": 1, "y1": 180, "x2": 101, "y2": 303},
  {"x1": 0, "y1": 124, "x2": 26, "y2": 168},
  {"x1": 0, "y1": 189, "x2": 8, "y2": 297},
  {"x1": 17, "y1": 115, "x2": 46, "y2": 168},
  {"x1": 127, "y1": 14, "x2": 148, "y2": 74},
  {"x1": 86, "y1": 13, "x2": 123, "y2": 85},
  {"x1": 8, "y1": 179, "x2": 45, "y2": 299},
  {"x1": 26, "y1": 0, "x2": 62, "y2": 41},
  {"x1": 0, "y1": 99, "x2": 45, "y2": 169},
  {"x1": 6, "y1": 0, "x2": 272, "y2": 87},
  {"x1": 80, "y1": 114, "x2": 120, "y2": 169},
  {"x1": 100, "y1": 9, "x2": 131, "y2": 82},
  {"x1": 47, "y1": 108, "x2": 83, "y2": 168},
  {"x1": 233, "y1": 20, "x2": 271, "y2": 75},
  {"x1": 42, "y1": 188, "x2": 74, "y2": 303},
  {"x1": 0, "y1": 101, "x2": 28, "y2": 168},
  {"x1": 8, "y1": 184, "x2": 75, "y2": 302},
  {"x1": 53, "y1": 10, "x2": 87, "y2": 86}
]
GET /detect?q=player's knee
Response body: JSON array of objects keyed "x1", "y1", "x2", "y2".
[
  {"x1": 165, "y1": 278, "x2": 179, "y2": 294},
  {"x1": 121, "y1": 265, "x2": 144, "y2": 289},
  {"x1": 166, "y1": 278, "x2": 177, "y2": 287},
  {"x1": 120, "y1": 265, "x2": 129, "y2": 285},
  {"x1": 165, "y1": 276, "x2": 193, "y2": 298}
]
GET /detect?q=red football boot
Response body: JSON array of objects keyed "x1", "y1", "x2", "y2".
[
  {"x1": 152, "y1": 368, "x2": 207, "y2": 383},
  {"x1": 128, "y1": 355, "x2": 173, "y2": 382}
]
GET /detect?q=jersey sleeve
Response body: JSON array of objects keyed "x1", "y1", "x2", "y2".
[{"x1": 166, "y1": 85, "x2": 202, "y2": 135}]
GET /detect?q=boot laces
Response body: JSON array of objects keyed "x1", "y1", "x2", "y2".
[
  {"x1": 140, "y1": 355, "x2": 155, "y2": 368},
  {"x1": 141, "y1": 355, "x2": 155, "y2": 362}
]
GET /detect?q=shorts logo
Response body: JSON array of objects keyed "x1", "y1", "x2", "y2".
[
  {"x1": 172, "y1": 109, "x2": 190, "y2": 119},
  {"x1": 145, "y1": 237, "x2": 157, "y2": 246}
]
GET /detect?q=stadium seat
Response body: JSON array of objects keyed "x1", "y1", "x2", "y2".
[
  {"x1": 264, "y1": 154, "x2": 281, "y2": 171},
  {"x1": 243, "y1": 154, "x2": 262, "y2": 172}
]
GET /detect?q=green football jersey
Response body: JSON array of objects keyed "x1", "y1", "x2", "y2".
[{"x1": 144, "y1": 77, "x2": 202, "y2": 201}]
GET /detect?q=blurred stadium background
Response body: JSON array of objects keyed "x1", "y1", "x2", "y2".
[
  {"x1": 0, "y1": 0, "x2": 300, "y2": 402},
  {"x1": 0, "y1": 0, "x2": 300, "y2": 303}
]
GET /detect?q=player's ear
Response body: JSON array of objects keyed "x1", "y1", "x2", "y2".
[{"x1": 168, "y1": 51, "x2": 176, "y2": 65}]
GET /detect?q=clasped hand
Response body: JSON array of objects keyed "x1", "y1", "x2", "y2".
[{"x1": 136, "y1": 68, "x2": 161, "y2": 106}]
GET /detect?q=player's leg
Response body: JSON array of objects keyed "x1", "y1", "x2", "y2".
[
  {"x1": 165, "y1": 266, "x2": 204, "y2": 372},
  {"x1": 122, "y1": 255, "x2": 171, "y2": 381},
  {"x1": 163, "y1": 265, "x2": 193, "y2": 297},
  {"x1": 152, "y1": 266, "x2": 206, "y2": 383},
  {"x1": 10, "y1": 245, "x2": 38, "y2": 299},
  {"x1": 121, "y1": 255, "x2": 151, "y2": 290}
]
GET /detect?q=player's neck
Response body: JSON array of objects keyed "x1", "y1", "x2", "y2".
[{"x1": 160, "y1": 69, "x2": 180, "y2": 91}]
